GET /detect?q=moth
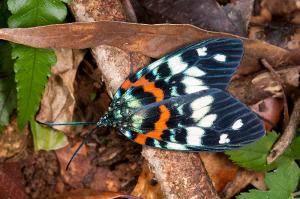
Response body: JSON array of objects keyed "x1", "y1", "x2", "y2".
[{"x1": 45, "y1": 38, "x2": 265, "y2": 168}]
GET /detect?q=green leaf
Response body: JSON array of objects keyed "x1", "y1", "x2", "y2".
[
  {"x1": 237, "y1": 161, "x2": 300, "y2": 199},
  {"x1": 60, "y1": 0, "x2": 71, "y2": 4},
  {"x1": 7, "y1": 0, "x2": 68, "y2": 129},
  {"x1": 0, "y1": 0, "x2": 10, "y2": 27},
  {"x1": 7, "y1": 0, "x2": 67, "y2": 28},
  {"x1": 12, "y1": 45, "x2": 55, "y2": 128},
  {"x1": 226, "y1": 132, "x2": 300, "y2": 171},
  {"x1": 0, "y1": 42, "x2": 16, "y2": 130},
  {"x1": 30, "y1": 120, "x2": 68, "y2": 151},
  {"x1": 283, "y1": 136, "x2": 300, "y2": 160},
  {"x1": 226, "y1": 132, "x2": 279, "y2": 171},
  {"x1": 0, "y1": 1, "x2": 15, "y2": 130}
]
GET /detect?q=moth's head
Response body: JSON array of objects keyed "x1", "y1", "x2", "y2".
[{"x1": 97, "y1": 112, "x2": 112, "y2": 127}]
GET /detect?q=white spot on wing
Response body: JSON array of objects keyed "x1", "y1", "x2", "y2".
[
  {"x1": 192, "y1": 107, "x2": 210, "y2": 121},
  {"x1": 168, "y1": 55, "x2": 188, "y2": 75},
  {"x1": 214, "y1": 54, "x2": 226, "y2": 62},
  {"x1": 196, "y1": 47, "x2": 207, "y2": 56},
  {"x1": 184, "y1": 67, "x2": 206, "y2": 77},
  {"x1": 181, "y1": 77, "x2": 203, "y2": 86},
  {"x1": 191, "y1": 96, "x2": 214, "y2": 110},
  {"x1": 198, "y1": 114, "x2": 217, "y2": 128},
  {"x1": 185, "y1": 85, "x2": 208, "y2": 93},
  {"x1": 219, "y1": 134, "x2": 230, "y2": 144},
  {"x1": 166, "y1": 142, "x2": 188, "y2": 150},
  {"x1": 232, "y1": 119, "x2": 243, "y2": 130},
  {"x1": 186, "y1": 127, "x2": 204, "y2": 146}
]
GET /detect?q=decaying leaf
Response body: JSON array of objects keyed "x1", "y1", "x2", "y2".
[
  {"x1": 48, "y1": 189, "x2": 139, "y2": 199},
  {"x1": 200, "y1": 153, "x2": 239, "y2": 192},
  {"x1": 55, "y1": 142, "x2": 91, "y2": 188},
  {"x1": 134, "y1": 0, "x2": 243, "y2": 35},
  {"x1": 55, "y1": 142, "x2": 121, "y2": 191},
  {"x1": 252, "y1": 65, "x2": 300, "y2": 94},
  {"x1": 36, "y1": 49, "x2": 85, "y2": 132},
  {"x1": 0, "y1": 162, "x2": 29, "y2": 199},
  {"x1": 131, "y1": 162, "x2": 164, "y2": 199},
  {"x1": 0, "y1": 117, "x2": 27, "y2": 159},
  {"x1": 251, "y1": 97, "x2": 284, "y2": 131},
  {"x1": 220, "y1": 171, "x2": 265, "y2": 199},
  {"x1": 0, "y1": 21, "x2": 291, "y2": 75}
]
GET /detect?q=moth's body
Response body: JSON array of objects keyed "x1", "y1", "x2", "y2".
[{"x1": 93, "y1": 38, "x2": 265, "y2": 152}]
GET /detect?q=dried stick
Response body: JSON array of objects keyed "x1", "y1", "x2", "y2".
[
  {"x1": 70, "y1": 0, "x2": 219, "y2": 198},
  {"x1": 260, "y1": 59, "x2": 300, "y2": 164},
  {"x1": 267, "y1": 97, "x2": 300, "y2": 164},
  {"x1": 261, "y1": 59, "x2": 289, "y2": 129}
]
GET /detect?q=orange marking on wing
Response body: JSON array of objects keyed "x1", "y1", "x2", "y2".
[
  {"x1": 134, "y1": 134, "x2": 147, "y2": 145},
  {"x1": 145, "y1": 105, "x2": 170, "y2": 140},
  {"x1": 121, "y1": 80, "x2": 132, "y2": 90},
  {"x1": 121, "y1": 76, "x2": 164, "y2": 102}
]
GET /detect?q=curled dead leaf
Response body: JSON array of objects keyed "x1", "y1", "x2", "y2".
[
  {"x1": 200, "y1": 153, "x2": 239, "y2": 193},
  {"x1": 0, "y1": 21, "x2": 291, "y2": 75},
  {"x1": 36, "y1": 49, "x2": 85, "y2": 132},
  {"x1": 48, "y1": 189, "x2": 139, "y2": 199}
]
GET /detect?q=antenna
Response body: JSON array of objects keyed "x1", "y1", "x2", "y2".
[{"x1": 66, "y1": 127, "x2": 99, "y2": 170}]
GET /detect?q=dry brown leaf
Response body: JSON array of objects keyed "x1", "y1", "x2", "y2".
[
  {"x1": 0, "y1": 21, "x2": 291, "y2": 74},
  {"x1": 200, "y1": 153, "x2": 266, "y2": 199},
  {"x1": 135, "y1": 0, "x2": 243, "y2": 35},
  {"x1": 0, "y1": 118, "x2": 27, "y2": 159},
  {"x1": 89, "y1": 167, "x2": 121, "y2": 192},
  {"x1": 55, "y1": 143, "x2": 91, "y2": 188},
  {"x1": 250, "y1": 172, "x2": 267, "y2": 191},
  {"x1": 251, "y1": 97, "x2": 284, "y2": 131},
  {"x1": 200, "y1": 153, "x2": 239, "y2": 193},
  {"x1": 55, "y1": 142, "x2": 121, "y2": 192},
  {"x1": 223, "y1": 0, "x2": 254, "y2": 35},
  {"x1": 131, "y1": 162, "x2": 164, "y2": 199},
  {"x1": 36, "y1": 49, "x2": 85, "y2": 132},
  {"x1": 220, "y1": 171, "x2": 263, "y2": 199},
  {"x1": 48, "y1": 189, "x2": 139, "y2": 199},
  {"x1": 252, "y1": 65, "x2": 300, "y2": 91},
  {"x1": 0, "y1": 162, "x2": 29, "y2": 199},
  {"x1": 261, "y1": 0, "x2": 300, "y2": 17},
  {"x1": 229, "y1": 74, "x2": 273, "y2": 105}
]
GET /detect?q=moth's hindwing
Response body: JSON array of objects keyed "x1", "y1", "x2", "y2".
[{"x1": 120, "y1": 88, "x2": 265, "y2": 151}]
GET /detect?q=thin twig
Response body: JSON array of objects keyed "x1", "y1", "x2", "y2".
[
  {"x1": 267, "y1": 97, "x2": 300, "y2": 164},
  {"x1": 260, "y1": 59, "x2": 299, "y2": 164},
  {"x1": 261, "y1": 58, "x2": 289, "y2": 129}
]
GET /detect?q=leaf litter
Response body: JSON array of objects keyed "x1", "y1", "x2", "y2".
[{"x1": 1, "y1": 0, "x2": 300, "y2": 198}]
